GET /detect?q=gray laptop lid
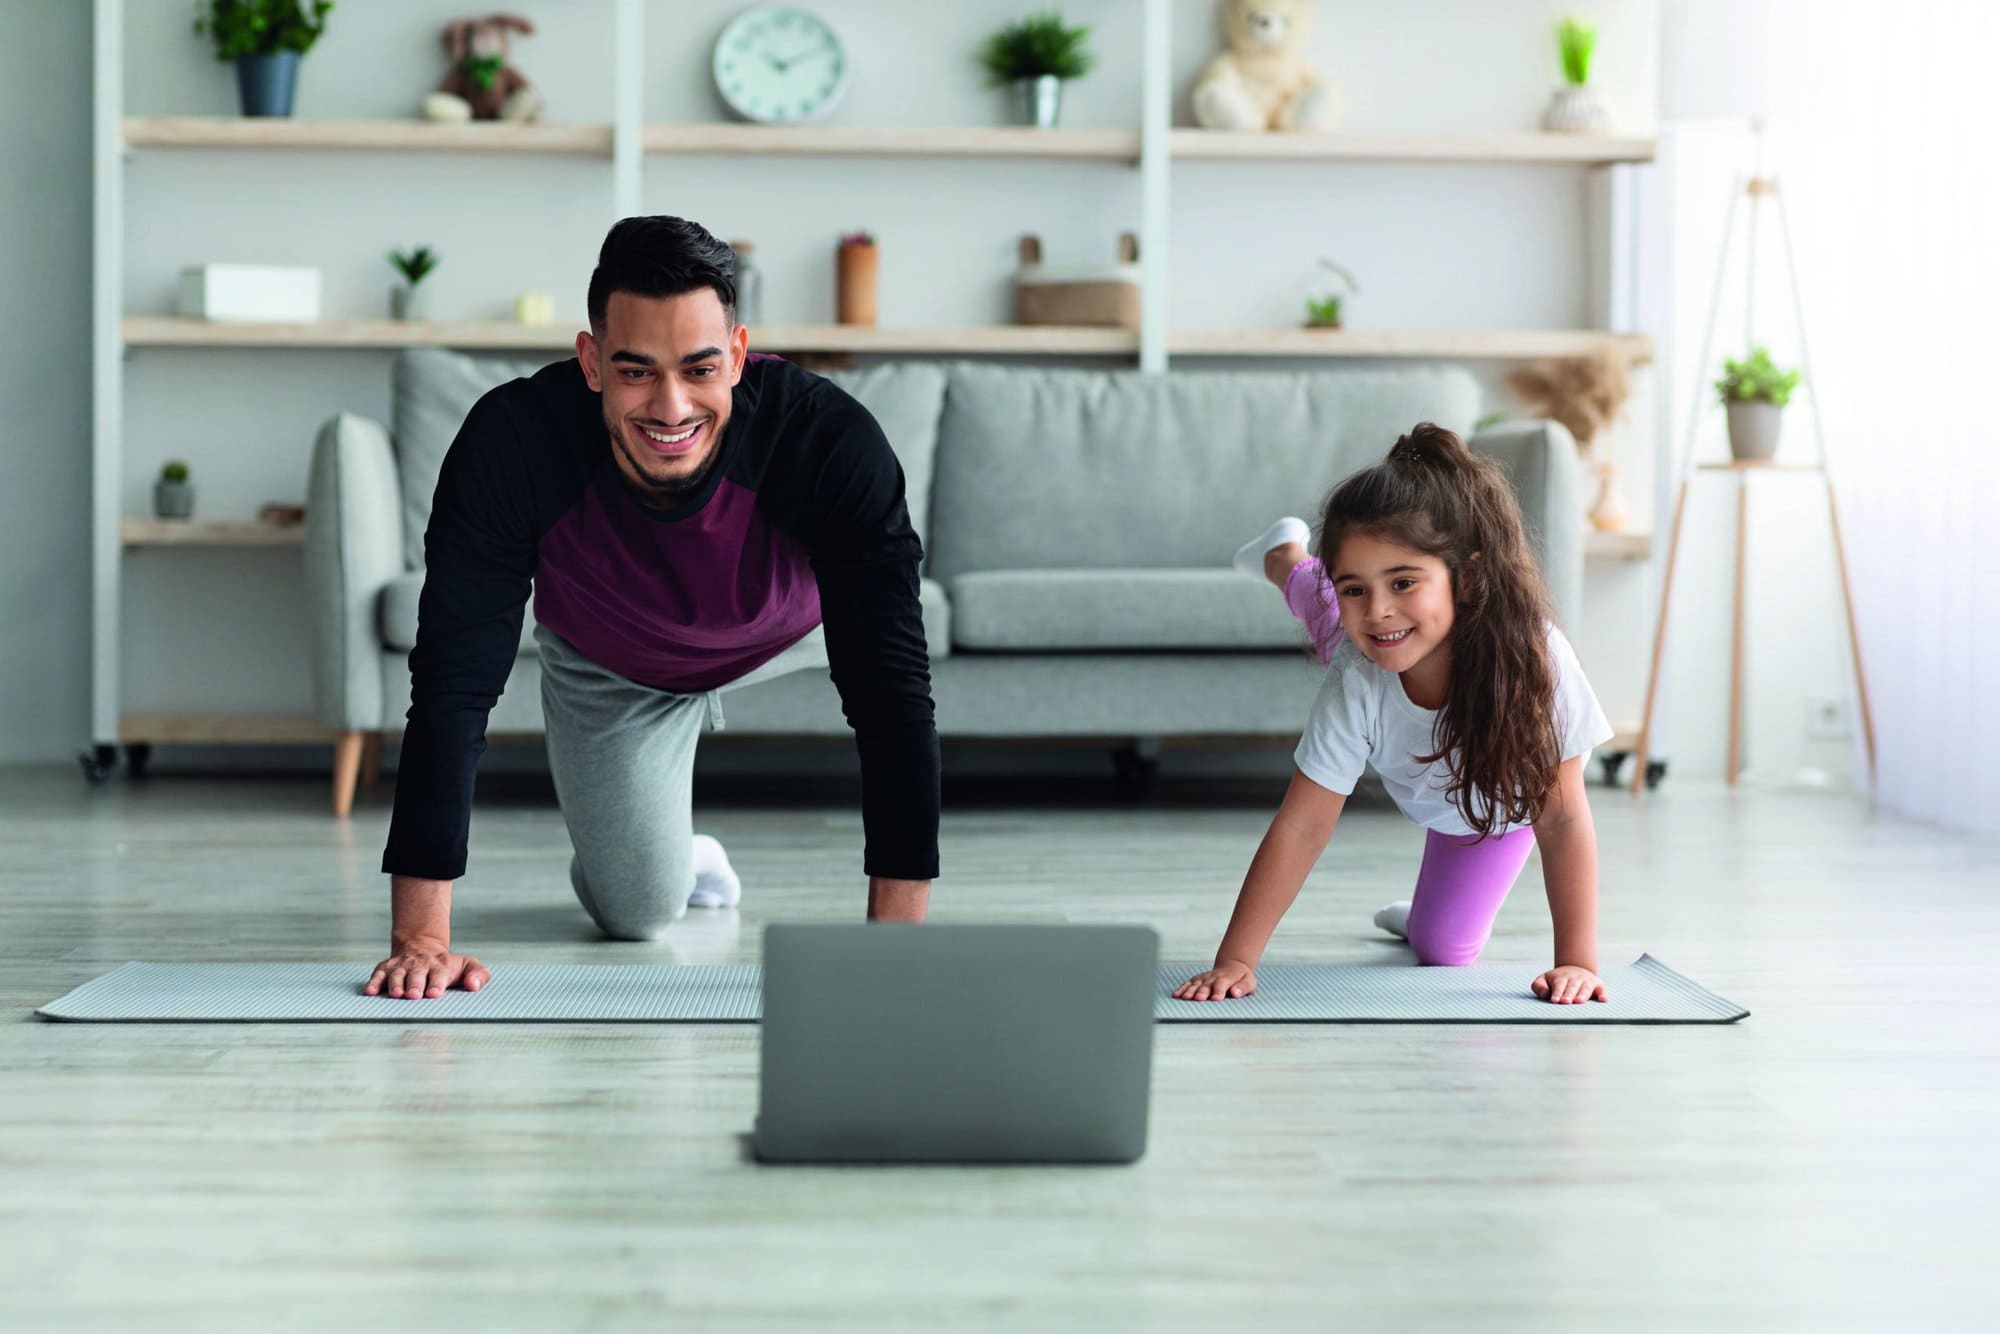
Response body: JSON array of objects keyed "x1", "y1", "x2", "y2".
[{"x1": 755, "y1": 923, "x2": 1158, "y2": 1164}]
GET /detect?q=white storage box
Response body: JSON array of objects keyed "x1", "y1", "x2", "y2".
[{"x1": 177, "y1": 263, "x2": 322, "y2": 322}]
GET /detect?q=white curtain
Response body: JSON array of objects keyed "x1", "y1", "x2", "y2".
[{"x1": 1663, "y1": 0, "x2": 2000, "y2": 833}]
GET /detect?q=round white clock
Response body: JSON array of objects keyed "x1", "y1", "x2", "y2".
[{"x1": 713, "y1": 7, "x2": 849, "y2": 125}]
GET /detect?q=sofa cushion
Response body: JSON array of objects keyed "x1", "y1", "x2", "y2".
[
  {"x1": 926, "y1": 363, "x2": 1482, "y2": 582},
  {"x1": 393, "y1": 348, "x2": 555, "y2": 573},
  {"x1": 393, "y1": 350, "x2": 949, "y2": 574},
  {"x1": 817, "y1": 363, "x2": 946, "y2": 550},
  {"x1": 379, "y1": 570, "x2": 954, "y2": 663},
  {"x1": 949, "y1": 569, "x2": 1313, "y2": 652}
]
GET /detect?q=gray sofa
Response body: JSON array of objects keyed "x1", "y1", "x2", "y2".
[{"x1": 305, "y1": 350, "x2": 1582, "y2": 815}]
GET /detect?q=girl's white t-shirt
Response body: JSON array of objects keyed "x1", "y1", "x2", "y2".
[{"x1": 1293, "y1": 624, "x2": 1614, "y2": 837}]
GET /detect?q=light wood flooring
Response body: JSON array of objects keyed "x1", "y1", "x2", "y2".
[{"x1": 2, "y1": 764, "x2": 1995, "y2": 1330}]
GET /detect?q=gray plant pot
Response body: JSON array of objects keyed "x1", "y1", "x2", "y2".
[
  {"x1": 1725, "y1": 400, "x2": 1785, "y2": 462},
  {"x1": 236, "y1": 52, "x2": 300, "y2": 118},
  {"x1": 390, "y1": 284, "x2": 426, "y2": 321},
  {"x1": 154, "y1": 480, "x2": 195, "y2": 520},
  {"x1": 1012, "y1": 75, "x2": 1063, "y2": 129}
]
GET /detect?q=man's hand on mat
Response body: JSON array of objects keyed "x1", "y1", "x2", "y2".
[
  {"x1": 1173, "y1": 960, "x2": 1258, "y2": 1002},
  {"x1": 1531, "y1": 965, "x2": 1607, "y2": 1005},
  {"x1": 363, "y1": 938, "x2": 491, "y2": 1000}
]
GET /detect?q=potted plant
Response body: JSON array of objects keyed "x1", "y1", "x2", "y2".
[
  {"x1": 1541, "y1": 16, "x2": 1609, "y2": 134},
  {"x1": 1302, "y1": 258, "x2": 1360, "y2": 330},
  {"x1": 1715, "y1": 345, "x2": 1802, "y2": 462},
  {"x1": 977, "y1": 11, "x2": 1096, "y2": 130},
  {"x1": 155, "y1": 460, "x2": 195, "y2": 520},
  {"x1": 194, "y1": 1, "x2": 335, "y2": 118},
  {"x1": 388, "y1": 246, "x2": 440, "y2": 321}
]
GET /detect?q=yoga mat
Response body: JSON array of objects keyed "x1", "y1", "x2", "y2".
[{"x1": 37, "y1": 955, "x2": 1744, "y2": 1024}]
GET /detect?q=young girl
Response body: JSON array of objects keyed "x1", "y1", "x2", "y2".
[{"x1": 1173, "y1": 423, "x2": 1615, "y2": 1006}]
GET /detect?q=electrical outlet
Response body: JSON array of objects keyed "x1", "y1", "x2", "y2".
[{"x1": 1807, "y1": 696, "x2": 1852, "y2": 741}]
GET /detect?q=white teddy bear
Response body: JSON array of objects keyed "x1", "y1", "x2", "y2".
[{"x1": 1190, "y1": 0, "x2": 1340, "y2": 133}]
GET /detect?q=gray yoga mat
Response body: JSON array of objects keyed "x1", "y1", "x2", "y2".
[{"x1": 37, "y1": 955, "x2": 1744, "y2": 1024}]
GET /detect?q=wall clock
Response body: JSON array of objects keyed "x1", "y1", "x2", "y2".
[{"x1": 713, "y1": 8, "x2": 849, "y2": 124}]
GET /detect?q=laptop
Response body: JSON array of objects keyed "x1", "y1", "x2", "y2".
[{"x1": 753, "y1": 923, "x2": 1158, "y2": 1164}]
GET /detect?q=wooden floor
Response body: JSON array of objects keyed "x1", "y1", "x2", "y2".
[{"x1": 2, "y1": 764, "x2": 1994, "y2": 1330}]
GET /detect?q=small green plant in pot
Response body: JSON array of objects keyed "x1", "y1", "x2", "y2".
[
  {"x1": 1303, "y1": 258, "x2": 1360, "y2": 329},
  {"x1": 978, "y1": 11, "x2": 1095, "y2": 130},
  {"x1": 155, "y1": 460, "x2": 195, "y2": 520},
  {"x1": 1715, "y1": 345, "x2": 1802, "y2": 462},
  {"x1": 1542, "y1": 15, "x2": 1609, "y2": 133},
  {"x1": 388, "y1": 246, "x2": 440, "y2": 321},
  {"x1": 194, "y1": 1, "x2": 335, "y2": 118}
]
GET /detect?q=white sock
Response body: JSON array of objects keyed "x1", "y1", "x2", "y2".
[
  {"x1": 1232, "y1": 517, "x2": 1311, "y2": 580},
  {"x1": 1373, "y1": 900, "x2": 1412, "y2": 939},
  {"x1": 687, "y1": 833, "x2": 741, "y2": 909}
]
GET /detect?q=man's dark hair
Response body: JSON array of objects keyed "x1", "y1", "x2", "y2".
[{"x1": 587, "y1": 215, "x2": 737, "y2": 332}]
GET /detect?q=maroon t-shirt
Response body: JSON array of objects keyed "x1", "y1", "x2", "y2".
[{"x1": 382, "y1": 355, "x2": 939, "y2": 884}]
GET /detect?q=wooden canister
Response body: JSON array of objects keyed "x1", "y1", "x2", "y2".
[{"x1": 836, "y1": 239, "x2": 878, "y2": 327}]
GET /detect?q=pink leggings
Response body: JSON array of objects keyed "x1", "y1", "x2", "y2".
[{"x1": 1283, "y1": 557, "x2": 1536, "y2": 966}]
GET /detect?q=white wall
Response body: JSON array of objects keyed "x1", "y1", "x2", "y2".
[{"x1": 3, "y1": 0, "x2": 1668, "y2": 765}]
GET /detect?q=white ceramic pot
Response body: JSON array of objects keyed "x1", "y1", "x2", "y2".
[{"x1": 1542, "y1": 84, "x2": 1609, "y2": 134}]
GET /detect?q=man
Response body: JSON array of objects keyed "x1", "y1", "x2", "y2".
[{"x1": 363, "y1": 216, "x2": 939, "y2": 1001}]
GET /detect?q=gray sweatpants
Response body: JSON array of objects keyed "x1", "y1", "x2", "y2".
[{"x1": 535, "y1": 624, "x2": 828, "y2": 940}]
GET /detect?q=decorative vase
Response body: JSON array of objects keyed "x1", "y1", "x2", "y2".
[
  {"x1": 1541, "y1": 84, "x2": 1608, "y2": 134},
  {"x1": 836, "y1": 241, "x2": 878, "y2": 327},
  {"x1": 1725, "y1": 400, "x2": 1784, "y2": 461},
  {"x1": 390, "y1": 284, "x2": 426, "y2": 322},
  {"x1": 236, "y1": 52, "x2": 301, "y2": 118},
  {"x1": 730, "y1": 240, "x2": 763, "y2": 324},
  {"x1": 1588, "y1": 460, "x2": 1631, "y2": 534},
  {"x1": 153, "y1": 480, "x2": 195, "y2": 520},
  {"x1": 1012, "y1": 75, "x2": 1063, "y2": 130}
]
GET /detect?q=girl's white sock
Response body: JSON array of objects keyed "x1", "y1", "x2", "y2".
[
  {"x1": 1373, "y1": 900, "x2": 1412, "y2": 939},
  {"x1": 688, "y1": 833, "x2": 741, "y2": 908},
  {"x1": 1232, "y1": 516, "x2": 1311, "y2": 580}
]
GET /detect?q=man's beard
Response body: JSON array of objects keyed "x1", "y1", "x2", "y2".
[{"x1": 609, "y1": 419, "x2": 720, "y2": 505}]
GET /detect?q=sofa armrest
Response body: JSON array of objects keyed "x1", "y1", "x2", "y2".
[
  {"x1": 305, "y1": 412, "x2": 404, "y2": 730},
  {"x1": 1469, "y1": 419, "x2": 1585, "y2": 634}
]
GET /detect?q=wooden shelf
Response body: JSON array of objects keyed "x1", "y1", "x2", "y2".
[
  {"x1": 754, "y1": 324, "x2": 1137, "y2": 355},
  {"x1": 121, "y1": 518, "x2": 302, "y2": 547},
  {"x1": 1585, "y1": 531, "x2": 1653, "y2": 560},
  {"x1": 122, "y1": 317, "x2": 1136, "y2": 356},
  {"x1": 1170, "y1": 329, "x2": 1653, "y2": 363},
  {"x1": 122, "y1": 119, "x2": 1655, "y2": 167},
  {"x1": 1170, "y1": 130, "x2": 1656, "y2": 165},
  {"x1": 124, "y1": 117, "x2": 613, "y2": 156},
  {"x1": 125, "y1": 319, "x2": 1658, "y2": 362},
  {"x1": 644, "y1": 124, "x2": 1140, "y2": 162},
  {"x1": 119, "y1": 715, "x2": 335, "y2": 744},
  {"x1": 124, "y1": 318, "x2": 580, "y2": 350}
]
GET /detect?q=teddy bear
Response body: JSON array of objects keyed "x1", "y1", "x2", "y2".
[
  {"x1": 422, "y1": 14, "x2": 545, "y2": 123},
  {"x1": 1190, "y1": 0, "x2": 1339, "y2": 133}
]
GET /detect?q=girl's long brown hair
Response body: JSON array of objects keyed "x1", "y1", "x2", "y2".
[{"x1": 1316, "y1": 423, "x2": 1560, "y2": 836}]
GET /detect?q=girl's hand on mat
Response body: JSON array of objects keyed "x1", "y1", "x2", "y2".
[
  {"x1": 363, "y1": 940, "x2": 491, "y2": 1000},
  {"x1": 1173, "y1": 961, "x2": 1257, "y2": 1002},
  {"x1": 1531, "y1": 966, "x2": 1606, "y2": 1005}
]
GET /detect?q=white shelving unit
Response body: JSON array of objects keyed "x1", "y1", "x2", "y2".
[{"x1": 88, "y1": 0, "x2": 1654, "y2": 769}]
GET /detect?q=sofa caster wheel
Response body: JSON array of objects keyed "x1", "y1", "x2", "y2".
[
  {"x1": 125, "y1": 743, "x2": 153, "y2": 780},
  {"x1": 1112, "y1": 746, "x2": 1158, "y2": 799},
  {"x1": 1597, "y1": 750, "x2": 1628, "y2": 787},
  {"x1": 1644, "y1": 759, "x2": 1668, "y2": 790},
  {"x1": 78, "y1": 744, "x2": 117, "y2": 786}
]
